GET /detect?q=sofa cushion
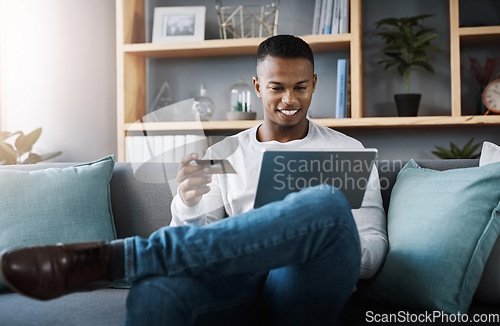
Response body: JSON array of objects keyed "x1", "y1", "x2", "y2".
[
  {"x1": 480, "y1": 141, "x2": 500, "y2": 167},
  {"x1": 0, "y1": 156, "x2": 117, "y2": 291},
  {"x1": 475, "y1": 142, "x2": 500, "y2": 305},
  {"x1": 0, "y1": 289, "x2": 127, "y2": 326},
  {"x1": 369, "y1": 159, "x2": 500, "y2": 313}
]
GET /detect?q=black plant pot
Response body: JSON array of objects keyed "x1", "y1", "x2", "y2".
[{"x1": 394, "y1": 93, "x2": 421, "y2": 117}]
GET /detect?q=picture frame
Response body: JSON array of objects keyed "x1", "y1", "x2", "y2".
[{"x1": 152, "y1": 6, "x2": 206, "y2": 43}]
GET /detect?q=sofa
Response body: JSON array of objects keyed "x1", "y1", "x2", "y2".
[{"x1": 0, "y1": 158, "x2": 499, "y2": 326}]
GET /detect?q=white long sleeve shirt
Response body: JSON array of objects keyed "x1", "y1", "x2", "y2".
[{"x1": 171, "y1": 120, "x2": 388, "y2": 279}]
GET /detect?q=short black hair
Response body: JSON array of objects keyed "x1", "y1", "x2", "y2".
[{"x1": 256, "y1": 35, "x2": 314, "y2": 69}]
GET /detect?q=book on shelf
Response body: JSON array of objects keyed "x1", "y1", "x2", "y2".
[
  {"x1": 323, "y1": 0, "x2": 334, "y2": 34},
  {"x1": 317, "y1": 0, "x2": 329, "y2": 35},
  {"x1": 125, "y1": 134, "x2": 208, "y2": 163},
  {"x1": 312, "y1": 0, "x2": 349, "y2": 35},
  {"x1": 345, "y1": 59, "x2": 351, "y2": 118},
  {"x1": 331, "y1": 0, "x2": 340, "y2": 34},
  {"x1": 339, "y1": 0, "x2": 349, "y2": 34},
  {"x1": 335, "y1": 59, "x2": 349, "y2": 119},
  {"x1": 312, "y1": 0, "x2": 322, "y2": 34}
]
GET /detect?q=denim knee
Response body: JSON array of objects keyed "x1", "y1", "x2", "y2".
[
  {"x1": 125, "y1": 275, "x2": 263, "y2": 326},
  {"x1": 125, "y1": 276, "x2": 188, "y2": 326},
  {"x1": 296, "y1": 185, "x2": 350, "y2": 214}
]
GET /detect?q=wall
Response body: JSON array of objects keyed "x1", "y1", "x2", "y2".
[{"x1": 0, "y1": 0, "x2": 116, "y2": 162}]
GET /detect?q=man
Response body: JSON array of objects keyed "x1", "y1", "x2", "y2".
[{"x1": 0, "y1": 35, "x2": 387, "y2": 325}]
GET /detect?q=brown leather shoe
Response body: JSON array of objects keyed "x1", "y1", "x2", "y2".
[{"x1": 0, "y1": 241, "x2": 111, "y2": 300}]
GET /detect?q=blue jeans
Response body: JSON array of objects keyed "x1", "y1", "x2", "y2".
[{"x1": 123, "y1": 185, "x2": 361, "y2": 326}]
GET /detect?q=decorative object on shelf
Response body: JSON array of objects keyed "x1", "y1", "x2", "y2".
[
  {"x1": 192, "y1": 84, "x2": 215, "y2": 121},
  {"x1": 393, "y1": 93, "x2": 421, "y2": 117},
  {"x1": 374, "y1": 14, "x2": 442, "y2": 117},
  {"x1": 149, "y1": 81, "x2": 174, "y2": 115},
  {"x1": 0, "y1": 128, "x2": 62, "y2": 165},
  {"x1": 470, "y1": 56, "x2": 500, "y2": 115},
  {"x1": 482, "y1": 77, "x2": 500, "y2": 115},
  {"x1": 226, "y1": 111, "x2": 257, "y2": 120},
  {"x1": 227, "y1": 78, "x2": 256, "y2": 120},
  {"x1": 432, "y1": 137, "x2": 481, "y2": 159},
  {"x1": 152, "y1": 6, "x2": 206, "y2": 43},
  {"x1": 215, "y1": 0, "x2": 279, "y2": 39},
  {"x1": 146, "y1": 98, "x2": 199, "y2": 122}
]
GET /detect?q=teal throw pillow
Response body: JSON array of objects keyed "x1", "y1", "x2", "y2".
[
  {"x1": 0, "y1": 156, "x2": 117, "y2": 291},
  {"x1": 369, "y1": 159, "x2": 500, "y2": 313},
  {"x1": 475, "y1": 141, "x2": 500, "y2": 304}
]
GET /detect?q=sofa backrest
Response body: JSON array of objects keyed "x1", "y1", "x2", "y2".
[
  {"x1": 110, "y1": 162, "x2": 177, "y2": 239},
  {"x1": 377, "y1": 159, "x2": 478, "y2": 213}
]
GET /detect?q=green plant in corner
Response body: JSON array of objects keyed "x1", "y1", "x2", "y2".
[
  {"x1": 0, "y1": 128, "x2": 62, "y2": 165},
  {"x1": 374, "y1": 14, "x2": 442, "y2": 93},
  {"x1": 432, "y1": 138, "x2": 481, "y2": 159}
]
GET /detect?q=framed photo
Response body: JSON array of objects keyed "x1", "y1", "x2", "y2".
[{"x1": 152, "y1": 6, "x2": 206, "y2": 43}]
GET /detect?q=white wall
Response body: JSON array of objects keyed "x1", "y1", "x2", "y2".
[{"x1": 0, "y1": 0, "x2": 116, "y2": 162}]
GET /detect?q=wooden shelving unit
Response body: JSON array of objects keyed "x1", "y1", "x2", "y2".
[
  {"x1": 116, "y1": 0, "x2": 500, "y2": 161},
  {"x1": 449, "y1": 0, "x2": 500, "y2": 117}
]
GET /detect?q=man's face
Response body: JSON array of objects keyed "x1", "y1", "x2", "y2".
[{"x1": 253, "y1": 56, "x2": 317, "y2": 129}]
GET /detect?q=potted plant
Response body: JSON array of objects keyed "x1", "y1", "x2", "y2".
[
  {"x1": 432, "y1": 137, "x2": 481, "y2": 159},
  {"x1": 374, "y1": 14, "x2": 442, "y2": 116},
  {"x1": 0, "y1": 128, "x2": 62, "y2": 165}
]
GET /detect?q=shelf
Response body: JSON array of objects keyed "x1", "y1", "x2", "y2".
[
  {"x1": 331, "y1": 115, "x2": 500, "y2": 127},
  {"x1": 122, "y1": 34, "x2": 352, "y2": 58},
  {"x1": 459, "y1": 25, "x2": 500, "y2": 44},
  {"x1": 124, "y1": 116, "x2": 500, "y2": 134},
  {"x1": 126, "y1": 119, "x2": 261, "y2": 132}
]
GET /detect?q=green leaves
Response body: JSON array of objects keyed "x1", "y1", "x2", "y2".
[
  {"x1": 374, "y1": 14, "x2": 442, "y2": 93},
  {"x1": 432, "y1": 138, "x2": 481, "y2": 159},
  {"x1": 0, "y1": 128, "x2": 62, "y2": 165}
]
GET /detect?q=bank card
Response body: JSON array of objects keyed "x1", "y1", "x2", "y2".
[{"x1": 192, "y1": 159, "x2": 236, "y2": 174}]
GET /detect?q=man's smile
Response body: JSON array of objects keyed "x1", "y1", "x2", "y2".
[{"x1": 277, "y1": 108, "x2": 300, "y2": 118}]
